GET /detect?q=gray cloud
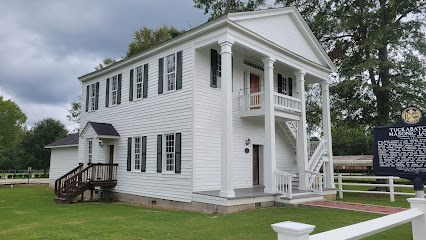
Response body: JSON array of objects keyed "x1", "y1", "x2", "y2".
[{"x1": 0, "y1": 0, "x2": 208, "y2": 129}]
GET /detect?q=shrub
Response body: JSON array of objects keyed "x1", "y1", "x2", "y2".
[
  {"x1": 7, "y1": 175, "x2": 12, "y2": 179},
  {"x1": 34, "y1": 174, "x2": 39, "y2": 178},
  {"x1": 23, "y1": 174, "x2": 29, "y2": 178}
]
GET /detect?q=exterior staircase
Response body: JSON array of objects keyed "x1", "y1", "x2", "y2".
[{"x1": 54, "y1": 163, "x2": 118, "y2": 204}]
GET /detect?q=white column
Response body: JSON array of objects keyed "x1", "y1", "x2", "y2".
[
  {"x1": 295, "y1": 70, "x2": 308, "y2": 190},
  {"x1": 219, "y1": 38, "x2": 235, "y2": 198},
  {"x1": 321, "y1": 81, "x2": 335, "y2": 188},
  {"x1": 263, "y1": 56, "x2": 276, "y2": 194}
]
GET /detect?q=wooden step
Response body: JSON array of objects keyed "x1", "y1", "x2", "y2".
[{"x1": 54, "y1": 197, "x2": 67, "y2": 204}]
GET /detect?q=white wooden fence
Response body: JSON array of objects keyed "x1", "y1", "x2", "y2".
[
  {"x1": 272, "y1": 198, "x2": 426, "y2": 240},
  {"x1": 335, "y1": 174, "x2": 424, "y2": 202}
]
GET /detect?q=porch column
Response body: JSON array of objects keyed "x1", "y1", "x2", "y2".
[
  {"x1": 263, "y1": 56, "x2": 276, "y2": 194},
  {"x1": 295, "y1": 70, "x2": 308, "y2": 190},
  {"x1": 219, "y1": 38, "x2": 235, "y2": 198},
  {"x1": 321, "y1": 81, "x2": 335, "y2": 188}
]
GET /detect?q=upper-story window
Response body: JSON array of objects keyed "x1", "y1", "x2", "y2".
[
  {"x1": 136, "y1": 66, "x2": 143, "y2": 99},
  {"x1": 105, "y1": 74, "x2": 122, "y2": 107},
  {"x1": 166, "y1": 54, "x2": 176, "y2": 91},
  {"x1": 111, "y1": 75, "x2": 118, "y2": 105},
  {"x1": 85, "y1": 82, "x2": 99, "y2": 112},
  {"x1": 158, "y1": 51, "x2": 182, "y2": 94},
  {"x1": 210, "y1": 49, "x2": 221, "y2": 88},
  {"x1": 277, "y1": 74, "x2": 293, "y2": 96}
]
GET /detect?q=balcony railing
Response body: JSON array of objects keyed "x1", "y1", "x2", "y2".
[{"x1": 239, "y1": 92, "x2": 302, "y2": 115}]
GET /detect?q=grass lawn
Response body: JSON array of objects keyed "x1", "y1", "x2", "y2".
[{"x1": 0, "y1": 185, "x2": 412, "y2": 239}]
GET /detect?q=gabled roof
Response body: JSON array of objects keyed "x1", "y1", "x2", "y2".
[
  {"x1": 81, "y1": 122, "x2": 120, "y2": 138},
  {"x1": 45, "y1": 133, "x2": 79, "y2": 148},
  {"x1": 79, "y1": 7, "x2": 336, "y2": 82}
]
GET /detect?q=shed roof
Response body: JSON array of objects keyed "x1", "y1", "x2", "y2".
[{"x1": 45, "y1": 133, "x2": 79, "y2": 148}]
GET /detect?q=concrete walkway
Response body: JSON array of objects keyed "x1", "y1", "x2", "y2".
[
  {"x1": 302, "y1": 200, "x2": 408, "y2": 215},
  {"x1": 0, "y1": 178, "x2": 49, "y2": 185}
]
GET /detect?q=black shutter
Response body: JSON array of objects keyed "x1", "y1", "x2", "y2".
[
  {"x1": 158, "y1": 58, "x2": 164, "y2": 94},
  {"x1": 85, "y1": 85, "x2": 89, "y2": 112},
  {"x1": 117, "y1": 73, "x2": 122, "y2": 104},
  {"x1": 127, "y1": 137, "x2": 132, "y2": 171},
  {"x1": 141, "y1": 136, "x2": 147, "y2": 172},
  {"x1": 143, "y1": 64, "x2": 148, "y2": 98},
  {"x1": 95, "y1": 82, "x2": 99, "y2": 110},
  {"x1": 210, "y1": 49, "x2": 218, "y2": 88},
  {"x1": 106, "y1": 78, "x2": 110, "y2": 107},
  {"x1": 278, "y1": 74, "x2": 283, "y2": 94},
  {"x1": 129, "y1": 69, "x2": 134, "y2": 101},
  {"x1": 176, "y1": 51, "x2": 182, "y2": 90},
  {"x1": 157, "y1": 135, "x2": 162, "y2": 172},
  {"x1": 175, "y1": 133, "x2": 181, "y2": 174},
  {"x1": 288, "y1": 77, "x2": 293, "y2": 96}
]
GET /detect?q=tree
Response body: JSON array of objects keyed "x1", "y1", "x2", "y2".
[
  {"x1": 21, "y1": 118, "x2": 68, "y2": 174},
  {"x1": 94, "y1": 57, "x2": 117, "y2": 70},
  {"x1": 194, "y1": 0, "x2": 266, "y2": 20},
  {"x1": 275, "y1": 0, "x2": 426, "y2": 127},
  {"x1": 0, "y1": 96, "x2": 27, "y2": 148},
  {"x1": 67, "y1": 97, "x2": 81, "y2": 124},
  {"x1": 125, "y1": 25, "x2": 186, "y2": 58}
]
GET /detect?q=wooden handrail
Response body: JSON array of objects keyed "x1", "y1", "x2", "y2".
[{"x1": 54, "y1": 163, "x2": 83, "y2": 195}]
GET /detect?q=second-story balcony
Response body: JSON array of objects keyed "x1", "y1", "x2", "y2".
[{"x1": 239, "y1": 92, "x2": 302, "y2": 119}]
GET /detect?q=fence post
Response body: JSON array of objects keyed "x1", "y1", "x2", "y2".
[
  {"x1": 338, "y1": 174, "x2": 343, "y2": 199},
  {"x1": 271, "y1": 221, "x2": 315, "y2": 240},
  {"x1": 389, "y1": 176, "x2": 395, "y2": 202},
  {"x1": 408, "y1": 198, "x2": 426, "y2": 240}
]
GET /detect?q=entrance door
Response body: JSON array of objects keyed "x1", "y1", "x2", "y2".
[
  {"x1": 253, "y1": 145, "x2": 260, "y2": 186},
  {"x1": 250, "y1": 73, "x2": 261, "y2": 109},
  {"x1": 108, "y1": 145, "x2": 114, "y2": 180}
]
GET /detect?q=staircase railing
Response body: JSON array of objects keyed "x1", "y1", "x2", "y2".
[
  {"x1": 308, "y1": 139, "x2": 326, "y2": 172},
  {"x1": 54, "y1": 163, "x2": 83, "y2": 195},
  {"x1": 57, "y1": 163, "x2": 118, "y2": 199},
  {"x1": 306, "y1": 170, "x2": 324, "y2": 195},
  {"x1": 274, "y1": 170, "x2": 296, "y2": 199}
]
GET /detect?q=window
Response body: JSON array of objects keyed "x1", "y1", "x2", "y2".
[
  {"x1": 166, "y1": 54, "x2": 176, "y2": 91},
  {"x1": 88, "y1": 83, "x2": 97, "y2": 111},
  {"x1": 277, "y1": 74, "x2": 293, "y2": 96},
  {"x1": 134, "y1": 137, "x2": 141, "y2": 170},
  {"x1": 111, "y1": 75, "x2": 118, "y2": 105},
  {"x1": 88, "y1": 139, "x2": 93, "y2": 164},
  {"x1": 165, "y1": 134, "x2": 175, "y2": 172},
  {"x1": 210, "y1": 49, "x2": 221, "y2": 88},
  {"x1": 136, "y1": 66, "x2": 143, "y2": 99}
]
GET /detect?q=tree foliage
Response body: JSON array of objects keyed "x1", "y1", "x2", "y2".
[
  {"x1": 276, "y1": 0, "x2": 426, "y2": 127},
  {"x1": 94, "y1": 57, "x2": 117, "y2": 71},
  {"x1": 21, "y1": 118, "x2": 68, "y2": 173},
  {"x1": 67, "y1": 97, "x2": 81, "y2": 124},
  {"x1": 194, "y1": 0, "x2": 266, "y2": 20},
  {"x1": 0, "y1": 96, "x2": 27, "y2": 148},
  {"x1": 126, "y1": 25, "x2": 186, "y2": 59}
]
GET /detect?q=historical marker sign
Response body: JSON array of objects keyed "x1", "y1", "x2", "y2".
[{"x1": 373, "y1": 106, "x2": 426, "y2": 180}]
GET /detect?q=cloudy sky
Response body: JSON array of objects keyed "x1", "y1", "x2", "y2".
[{"x1": 0, "y1": 0, "x2": 209, "y2": 131}]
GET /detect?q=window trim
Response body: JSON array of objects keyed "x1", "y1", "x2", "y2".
[
  {"x1": 89, "y1": 83, "x2": 96, "y2": 111},
  {"x1": 163, "y1": 133, "x2": 176, "y2": 174},
  {"x1": 134, "y1": 66, "x2": 144, "y2": 100},
  {"x1": 110, "y1": 75, "x2": 118, "y2": 106},
  {"x1": 164, "y1": 53, "x2": 177, "y2": 93}
]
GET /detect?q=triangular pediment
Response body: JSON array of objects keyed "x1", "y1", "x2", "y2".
[
  {"x1": 228, "y1": 7, "x2": 336, "y2": 71},
  {"x1": 80, "y1": 122, "x2": 120, "y2": 139}
]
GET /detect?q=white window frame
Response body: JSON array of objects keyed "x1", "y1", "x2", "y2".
[
  {"x1": 110, "y1": 75, "x2": 118, "y2": 106},
  {"x1": 89, "y1": 83, "x2": 96, "y2": 111},
  {"x1": 88, "y1": 139, "x2": 93, "y2": 164},
  {"x1": 163, "y1": 133, "x2": 175, "y2": 173},
  {"x1": 164, "y1": 53, "x2": 176, "y2": 92},
  {"x1": 133, "y1": 136, "x2": 141, "y2": 171},
  {"x1": 135, "y1": 66, "x2": 144, "y2": 99}
]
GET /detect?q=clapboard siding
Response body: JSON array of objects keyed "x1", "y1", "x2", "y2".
[
  {"x1": 48, "y1": 147, "x2": 79, "y2": 188},
  {"x1": 193, "y1": 48, "x2": 298, "y2": 192},
  {"x1": 79, "y1": 40, "x2": 194, "y2": 202}
]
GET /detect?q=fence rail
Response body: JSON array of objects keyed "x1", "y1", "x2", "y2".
[{"x1": 335, "y1": 174, "x2": 423, "y2": 202}]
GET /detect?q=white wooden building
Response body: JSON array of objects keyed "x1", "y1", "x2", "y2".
[{"x1": 48, "y1": 7, "x2": 337, "y2": 213}]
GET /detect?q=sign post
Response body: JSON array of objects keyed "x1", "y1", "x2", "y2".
[
  {"x1": 27, "y1": 167, "x2": 32, "y2": 184},
  {"x1": 373, "y1": 106, "x2": 426, "y2": 199}
]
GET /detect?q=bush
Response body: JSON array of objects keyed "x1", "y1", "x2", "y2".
[
  {"x1": 7, "y1": 175, "x2": 12, "y2": 179},
  {"x1": 23, "y1": 174, "x2": 29, "y2": 178},
  {"x1": 34, "y1": 174, "x2": 39, "y2": 178}
]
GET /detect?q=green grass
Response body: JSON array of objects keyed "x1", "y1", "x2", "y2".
[{"x1": 0, "y1": 185, "x2": 412, "y2": 239}]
